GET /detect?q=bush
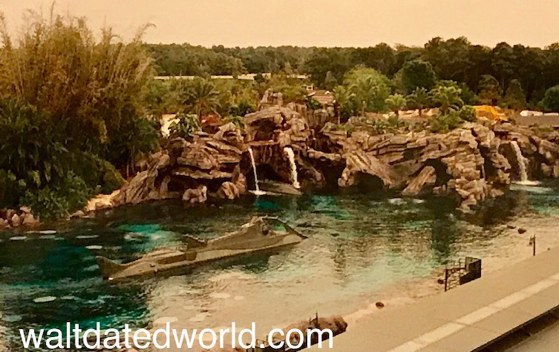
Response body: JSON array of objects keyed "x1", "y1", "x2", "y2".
[
  {"x1": 430, "y1": 112, "x2": 463, "y2": 133},
  {"x1": 222, "y1": 115, "x2": 245, "y2": 131},
  {"x1": 458, "y1": 105, "x2": 476, "y2": 122},
  {"x1": 170, "y1": 113, "x2": 201, "y2": 138},
  {"x1": 541, "y1": 85, "x2": 559, "y2": 112},
  {"x1": 20, "y1": 172, "x2": 94, "y2": 219}
]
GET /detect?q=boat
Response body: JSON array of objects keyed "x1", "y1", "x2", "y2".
[{"x1": 96, "y1": 216, "x2": 306, "y2": 281}]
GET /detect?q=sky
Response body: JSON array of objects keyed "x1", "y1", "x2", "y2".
[{"x1": 1, "y1": 0, "x2": 558, "y2": 48}]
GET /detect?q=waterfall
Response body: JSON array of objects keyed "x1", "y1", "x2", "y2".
[
  {"x1": 283, "y1": 147, "x2": 301, "y2": 189},
  {"x1": 247, "y1": 147, "x2": 265, "y2": 195},
  {"x1": 511, "y1": 141, "x2": 528, "y2": 182},
  {"x1": 511, "y1": 141, "x2": 539, "y2": 186}
]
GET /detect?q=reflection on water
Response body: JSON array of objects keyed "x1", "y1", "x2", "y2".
[{"x1": 1, "y1": 183, "x2": 559, "y2": 349}]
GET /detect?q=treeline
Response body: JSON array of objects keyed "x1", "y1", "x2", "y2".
[{"x1": 146, "y1": 37, "x2": 559, "y2": 108}]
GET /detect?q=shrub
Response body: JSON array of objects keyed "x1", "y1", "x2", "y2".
[
  {"x1": 458, "y1": 105, "x2": 476, "y2": 122},
  {"x1": 170, "y1": 113, "x2": 201, "y2": 138},
  {"x1": 430, "y1": 112, "x2": 463, "y2": 133},
  {"x1": 20, "y1": 172, "x2": 94, "y2": 219}
]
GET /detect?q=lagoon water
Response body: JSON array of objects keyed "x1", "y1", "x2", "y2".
[{"x1": 1, "y1": 184, "x2": 559, "y2": 349}]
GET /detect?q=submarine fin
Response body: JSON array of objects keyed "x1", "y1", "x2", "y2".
[{"x1": 96, "y1": 256, "x2": 124, "y2": 279}]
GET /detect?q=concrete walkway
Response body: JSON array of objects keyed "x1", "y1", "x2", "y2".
[{"x1": 309, "y1": 247, "x2": 559, "y2": 352}]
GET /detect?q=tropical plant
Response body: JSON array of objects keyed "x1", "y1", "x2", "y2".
[
  {"x1": 406, "y1": 87, "x2": 431, "y2": 117},
  {"x1": 333, "y1": 85, "x2": 355, "y2": 120},
  {"x1": 182, "y1": 78, "x2": 222, "y2": 119},
  {"x1": 169, "y1": 113, "x2": 201, "y2": 138},
  {"x1": 429, "y1": 111, "x2": 463, "y2": 133},
  {"x1": 0, "y1": 11, "x2": 157, "y2": 218},
  {"x1": 385, "y1": 94, "x2": 406, "y2": 116},
  {"x1": 344, "y1": 67, "x2": 391, "y2": 114},
  {"x1": 430, "y1": 84, "x2": 464, "y2": 114}
]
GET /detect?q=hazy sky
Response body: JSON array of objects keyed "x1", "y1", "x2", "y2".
[{"x1": 1, "y1": 0, "x2": 558, "y2": 48}]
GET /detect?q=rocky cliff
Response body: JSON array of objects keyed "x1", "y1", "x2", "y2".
[{"x1": 86, "y1": 105, "x2": 559, "y2": 214}]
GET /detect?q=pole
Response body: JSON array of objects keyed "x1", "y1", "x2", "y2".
[
  {"x1": 444, "y1": 266, "x2": 449, "y2": 292},
  {"x1": 533, "y1": 235, "x2": 536, "y2": 257}
]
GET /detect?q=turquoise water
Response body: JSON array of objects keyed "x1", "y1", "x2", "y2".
[{"x1": 1, "y1": 185, "x2": 559, "y2": 349}]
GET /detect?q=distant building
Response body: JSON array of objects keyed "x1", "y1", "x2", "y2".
[{"x1": 154, "y1": 73, "x2": 308, "y2": 82}]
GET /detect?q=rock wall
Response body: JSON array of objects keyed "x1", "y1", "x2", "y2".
[
  {"x1": 110, "y1": 123, "x2": 248, "y2": 208},
  {"x1": 91, "y1": 104, "x2": 559, "y2": 214}
]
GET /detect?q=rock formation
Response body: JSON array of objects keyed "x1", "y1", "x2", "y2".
[
  {"x1": 85, "y1": 101, "x2": 559, "y2": 214},
  {"x1": 0, "y1": 206, "x2": 39, "y2": 229},
  {"x1": 111, "y1": 123, "x2": 248, "y2": 207}
]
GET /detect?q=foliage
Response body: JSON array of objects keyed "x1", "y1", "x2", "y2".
[
  {"x1": 398, "y1": 59, "x2": 437, "y2": 93},
  {"x1": 222, "y1": 115, "x2": 245, "y2": 131},
  {"x1": 0, "y1": 11, "x2": 158, "y2": 218},
  {"x1": 429, "y1": 111, "x2": 463, "y2": 133},
  {"x1": 478, "y1": 75, "x2": 502, "y2": 105},
  {"x1": 169, "y1": 113, "x2": 201, "y2": 138},
  {"x1": 143, "y1": 79, "x2": 173, "y2": 118},
  {"x1": 430, "y1": 84, "x2": 464, "y2": 114},
  {"x1": 20, "y1": 172, "x2": 93, "y2": 219},
  {"x1": 333, "y1": 85, "x2": 355, "y2": 120},
  {"x1": 323, "y1": 71, "x2": 338, "y2": 90},
  {"x1": 306, "y1": 97, "x2": 322, "y2": 111},
  {"x1": 385, "y1": 94, "x2": 406, "y2": 115},
  {"x1": 458, "y1": 105, "x2": 477, "y2": 122},
  {"x1": 406, "y1": 87, "x2": 431, "y2": 116},
  {"x1": 541, "y1": 85, "x2": 559, "y2": 112},
  {"x1": 144, "y1": 37, "x2": 559, "y2": 110},
  {"x1": 180, "y1": 78, "x2": 222, "y2": 118},
  {"x1": 504, "y1": 79, "x2": 527, "y2": 111},
  {"x1": 343, "y1": 67, "x2": 391, "y2": 114},
  {"x1": 263, "y1": 72, "x2": 308, "y2": 103}
]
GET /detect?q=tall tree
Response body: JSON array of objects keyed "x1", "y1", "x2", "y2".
[
  {"x1": 344, "y1": 67, "x2": 391, "y2": 114},
  {"x1": 398, "y1": 59, "x2": 437, "y2": 93},
  {"x1": 541, "y1": 85, "x2": 559, "y2": 112},
  {"x1": 478, "y1": 75, "x2": 502, "y2": 105},
  {"x1": 504, "y1": 79, "x2": 527, "y2": 111},
  {"x1": 183, "y1": 78, "x2": 222, "y2": 119}
]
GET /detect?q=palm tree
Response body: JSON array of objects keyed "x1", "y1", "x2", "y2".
[
  {"x1": 351, "y1": 75, "x2": 380, "y2": 116},
  {"x1": 406, "y1": 87, "x2": 431, "y2": 117},
  {"x1": 333, "y1": 85, "x2": 355, "y2": 122},
  {"x1": 385, "y1": 94, "x2": 406, "y2": 116},
  {"x1": 184, "y1": 78, "x2": 221, "y2": 119},
  {"x1": 430, "y1": 85, "x2": 463, "y2": 115}
]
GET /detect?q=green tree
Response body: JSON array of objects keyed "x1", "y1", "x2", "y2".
[
  {"x1": 323, "y1": 71, "x2": 338, "y2": 91},
  {"x1": 398, "y1": 59, "x2": 437, "y2": 93},
  {"x1": 333, "y1": 85, "x2": 355, "y2": 121},
  {"x1": 182, "y1": 78, "x2": 222, "y2": 119},
  {"x1": 503, "y1": 79, "x2": 527, "y2": 111},
  {"x1": 0, "y1": 10, "x2": 156, "y2": 217},
  {"x1": 344, "y1": 67, "x2": 391, "y2": 114},
  {"x1": 385, "y1": 94, "x2": 406, "y2": 116},
  {"x1": 431, "y1": 84, "x2": 463, "y2": 115},
  {"x1": 478, "y1": 74, "x2": 502, "y2": 105},
  {"x1": 541, "y1": 85, "x2": 559, "y2": 112},
  {"x1": 406, "y1": 87, "x2": 431, "y2": 117}
]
